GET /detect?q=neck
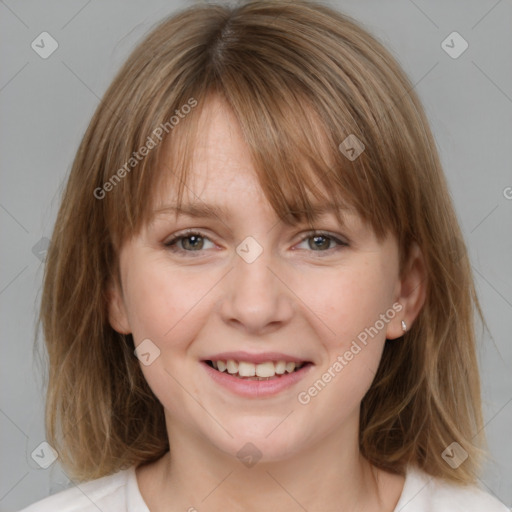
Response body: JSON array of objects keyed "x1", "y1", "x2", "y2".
[{"x1": 138, "y1": 414, "x2": 401, "y2": 512}]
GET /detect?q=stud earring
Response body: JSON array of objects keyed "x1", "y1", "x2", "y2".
[{"x1": 401, "y1": 320, "x2": 407, "y2": 332}]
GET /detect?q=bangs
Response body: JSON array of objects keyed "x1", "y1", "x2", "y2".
[
  {"x1": 123, "y1": 84, "x2": 395, "y2": 248},
  {"x1": 150, "y1": 92, "x2": 355, "y2": 228},
  {"x1": 101, "y1": 0, "x2": 415, "y2": 262}
]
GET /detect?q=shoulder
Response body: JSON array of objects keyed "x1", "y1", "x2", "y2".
[
  {"x1": 16, "y1": 466, "x2": 144, "y2": 512},
  {"x1": 395, "y1": 465, "x2": 510, "y2": 512}
]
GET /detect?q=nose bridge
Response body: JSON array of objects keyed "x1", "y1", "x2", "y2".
[
  {"x1": 219, "y1": 236, "x2": 293, "y2": 332},
  {"x1": 235, "y1": 239, "x2": 274, "y2": 290}
]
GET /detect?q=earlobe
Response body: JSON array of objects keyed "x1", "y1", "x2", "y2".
[
  {"x1": 106, "y1": 280, "x2": 131, "y2": 335},
  {"x1": 387, "y1": 242, "x2": 427, "y2": 340}
]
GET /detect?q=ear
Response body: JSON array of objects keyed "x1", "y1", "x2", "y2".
[
  {"x1": 106, "y1": 278, "x2": 131, "y2": 335},
  {"x1": 386, "y1": 242, "x2": 427, "y2": 340}
]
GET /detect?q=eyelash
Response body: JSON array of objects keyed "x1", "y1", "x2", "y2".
[{"x1": 163, "y1": 229, "x2": 349, "y2": 257}]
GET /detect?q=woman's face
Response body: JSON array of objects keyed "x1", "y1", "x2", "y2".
[{"x1": 108, "y1": 96, "x2": 422, "y2": 464}]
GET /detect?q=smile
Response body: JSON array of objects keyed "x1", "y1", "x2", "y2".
[
  {"x1": 201, "y1": 359, "x2": 314, "y2": 398},
  {"x1": 205, "y1": 359, "x2": 307, "y2": 380}
]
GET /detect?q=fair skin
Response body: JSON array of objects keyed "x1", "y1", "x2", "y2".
[{"x1": 108, "y1": 96, "x2": 427, "y2": 512}]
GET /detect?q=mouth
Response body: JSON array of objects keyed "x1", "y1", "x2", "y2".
[{"x1": 203, "y1": 359, "x2": 313, "y2": 381}]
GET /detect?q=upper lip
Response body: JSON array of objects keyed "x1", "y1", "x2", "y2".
[{"x1": 203, "y1": 351, "x2": 311, "y2": 364}]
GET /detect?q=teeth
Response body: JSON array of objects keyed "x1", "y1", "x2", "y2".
[
  {"x1": 255, "y1": 361, "x2": 276, "y2": 378},
  {"x1": 274, "y1": 361, "x2": 286, "y2": 375},
  {"x1": 209, "y1": 359, "x2": 304, "y2": 378},
  {"x1": 285, "y1": 362, "x2": 296, "y2": 373},
  {"x1": 226, "y1": 359, "x2": 238, "y2": 374},
  {"x1": 238, "y1": 361, "x2": 256, "y2": 377}
]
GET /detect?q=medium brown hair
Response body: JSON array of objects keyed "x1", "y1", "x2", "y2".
[{"x1": 39, "y1": 0, "x2": 489, "y2": 484}]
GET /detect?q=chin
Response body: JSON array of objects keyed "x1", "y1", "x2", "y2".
[{"x1": 209, "y1": 420, "x2": 304, "y2": 464}]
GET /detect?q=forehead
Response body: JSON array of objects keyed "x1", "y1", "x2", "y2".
[
  {"x1": 153, "y1": 93, "x2": 339, "y2": 209},
  {"x1": 129, "y1": 91, "x2": 392, "y2": 253},
  {"x1": 160, "y1": 94, "x2": 262, "y2": 181}
]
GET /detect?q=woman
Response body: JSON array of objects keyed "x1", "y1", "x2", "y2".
[{"x1": 20, "y1": 1, "x2": 508, "y2": 510}]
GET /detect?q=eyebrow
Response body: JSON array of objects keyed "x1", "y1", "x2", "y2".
[{"x1": 150, "y1": 201, "x2": 351, "y2": 225}]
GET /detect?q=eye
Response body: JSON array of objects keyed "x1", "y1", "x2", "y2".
[
  {"x1": 163, "y1": 229, "x2": 348, "y2": 257},
  {"x1": 163, "y1": 230, "x2": 215, "y2": 255},
  {"x1": 295, "y1": 231, "x2": 349, "y2": 254}
]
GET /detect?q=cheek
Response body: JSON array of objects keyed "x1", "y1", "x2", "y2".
[
  {"x1": 121, "y1": 260, "x2": 212, "y2": 402},
  {"x1": 301, "y1": 260, "x2": 396, "y2": 346},
  {"x1": 123, "y1": 267, "x2": 174, "y2": 341},
  {"x1": 294, "y1": 267, "x2": 393, "y2": 424},
  {"x1": 122, "y1": 257, "x2": 218, "y2": 345}
]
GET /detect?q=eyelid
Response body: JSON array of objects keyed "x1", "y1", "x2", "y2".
[{"x1": 299, "y1": 229, "x2": 349, "y2": 244}]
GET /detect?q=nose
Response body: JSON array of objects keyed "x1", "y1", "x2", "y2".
[{"x1": 218, "y1": 244, "x2": 295, "y2": 335}]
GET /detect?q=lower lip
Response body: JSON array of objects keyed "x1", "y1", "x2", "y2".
[{"x1": 201, "y1": 361, "x2": 314, "y2": 398}]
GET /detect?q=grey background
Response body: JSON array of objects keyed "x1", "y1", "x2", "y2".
[{"x1": 1, "y1": 0, "x2": 511, "y2": 510}]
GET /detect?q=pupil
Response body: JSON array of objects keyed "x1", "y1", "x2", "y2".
[
  {"x1": 184, "y1": 235, "x2": 202, "y2": 250},
  {"x1": 311, "y1": 235, "x2": 329, "y2": 250}
]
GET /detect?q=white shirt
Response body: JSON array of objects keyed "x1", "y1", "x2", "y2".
[{"x1": 17, "y1": 463, "x2": 509, "y2": 511}]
